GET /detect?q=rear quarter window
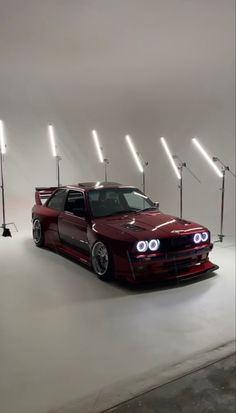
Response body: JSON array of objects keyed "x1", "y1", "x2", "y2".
[{"x1": 47, "y1": 189, "x2": 67, "y2": 211}]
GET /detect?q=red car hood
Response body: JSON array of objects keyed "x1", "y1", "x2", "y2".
[{"x1": 93, "y1": 211, "x2": 206, "y2": 242}]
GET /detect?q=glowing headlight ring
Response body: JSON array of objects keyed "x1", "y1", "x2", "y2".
[
  {"x1": 137, "y1": 241, "x2": 148, "y2": 252},
  {"x1": 149, "y1": 239, "x2": 160, "y2": 251},
  {"x1": 201, "y1": 232, "x2": 209, "y2": 242},
  {"x1": 193, "y1": 233, "x2": 202, "y2": 244}
]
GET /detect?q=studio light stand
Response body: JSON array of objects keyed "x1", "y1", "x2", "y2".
[
  {"x1": 125, "y1": 135, "x2": 148, "y2": 193},
  {"x1": 137, "y1": 152, "x2": 148, "y2": 194},
  {"x1": 104, "y1": 158, "x2": 109, "y2": 182},
  {"x1": 0, "y1": 150, "x2": 11, "y2": 236},
  {"x1": 212, "y1": 157, "x2": 236, "y2": 243},
  {"x1": 192, "y1": 137, "x2": 235, "y2": 243},
  {"x1": 56, "y1": 155, "x2": 62, "y2": 187},
  {"x1": 0, "y1": 121, "x2": 17, "y2": 237},
  {"x1": 173, "y1": 155, "x2": 201, "y2": 218}
]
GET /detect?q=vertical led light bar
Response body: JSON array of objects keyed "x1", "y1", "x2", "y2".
[
  {"x1": 125, "y1": 135, "x2": 147, "y2": 193},
  {"x1": 48, "y1": 124, "x2": 57, "y2": 157},
  {"x1": 92, "y1": 130, "x2": 104, "y2": 163},
  {"x1": 48, "y1": 124, "x2": 61, "y2": 187},
  {"x1": 192, "y1": 137, "x2": 223, "y2": 178},
  {"x1": 125, "y1": 135, "x2": 144, "y2": 173},
  {"x1": 160, "y1": 137, "x2": 181, "y2": 180},
  {"x1": 92, "y1": 130, "x2": 110, "y2": 181},
  {"x1": 0, "y1": 120, "x2": 6, "y2": 154}
]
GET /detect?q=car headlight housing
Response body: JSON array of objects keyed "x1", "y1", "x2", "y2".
[
  {"x1": 136, "y1": 239, "x2": 160, "y2": 252},
  {"x1": 193, "y1": 233, "x2": 202, "y2": 244},
  {"x1": 193, "y1": 232, "x2": 209, "y2": 244},
  {"x1": 136, "y1": 241, "x2": 149, "y2": 252},
  {"x1": 148, "y1": 239, "x2": 160, "y2": 251},
  {"x1": 201, "y1": 232, "x2": 209, "y2": 242}
]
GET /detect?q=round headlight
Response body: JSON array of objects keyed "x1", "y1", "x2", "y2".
[
  {"x1": 136, "y1": 241, "x2": 148, "y2": 252},
  {"x1": 201, "y1": 232, "x2": 209, "y2": 242},
  {"x1": 193, "y1": 233, "x2": 202, "y2": 244},
  {"x1": 149, "y1": 239, "x2": 160, "y2": 251}
]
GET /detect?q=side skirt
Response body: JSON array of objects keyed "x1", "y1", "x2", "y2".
[{"x1": 57, "y1": 244, "x2": 92, "y2": 267}]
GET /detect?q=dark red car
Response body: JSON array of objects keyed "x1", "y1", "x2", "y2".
[{"x1": 32, "y1": 182, "x2": 218, "y2": 282}]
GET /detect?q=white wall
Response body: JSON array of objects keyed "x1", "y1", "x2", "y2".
[{"x1": 0, "y1": 0, "x2": 235, "y2": 236}]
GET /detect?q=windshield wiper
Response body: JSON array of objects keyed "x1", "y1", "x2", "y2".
[
  {"x1": 104, "y1": 209, "x2": 138, "y2": 217},
  {"x1": 138, "y1": 207, "x2": 157, "y2": 212}
]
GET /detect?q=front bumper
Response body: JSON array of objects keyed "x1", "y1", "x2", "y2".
[{"x1": 119, "y1": 244, "x2": 219, "y2": 282}]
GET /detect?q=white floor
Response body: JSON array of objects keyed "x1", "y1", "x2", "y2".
[{"x1": 0, "y1": 231, "x2": 235, "y2": 413}]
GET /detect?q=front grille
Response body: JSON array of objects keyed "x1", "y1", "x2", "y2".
[
  {"x1": 163, "y1": 257, "x2": 197, "y2": 271},
  {"x1": 158, "y1": 235, "x2": 194, "y2": 252}
]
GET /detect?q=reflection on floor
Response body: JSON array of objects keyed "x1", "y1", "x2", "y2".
[{"x1": 0, "y1": 232, "x2": 235, "y2": 413}]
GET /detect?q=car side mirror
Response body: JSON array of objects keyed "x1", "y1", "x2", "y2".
[
  {"x1": 154, "y1": 201, "x2": 159, "y2": 210},
  {"x1": 73, "y1": 208, "x2": 86, "y2": 218}
]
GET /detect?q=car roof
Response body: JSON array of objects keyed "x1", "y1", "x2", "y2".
[{"x1": 65, "y1": 182, "x2": 136, "y2": 191}]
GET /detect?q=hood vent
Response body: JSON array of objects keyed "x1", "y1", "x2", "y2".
[{"x1": 123, "y1": 223, "x2": 144, "y2": 232}]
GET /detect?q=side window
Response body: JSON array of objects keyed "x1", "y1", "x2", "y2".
[
  {"x1": 47, "y1": 189, "x2": 67, "y2": 211},
  {"x1": 88, "y1": 190, "x2": 100, "y2": 201},
  {"x1": 64, "y1": 190, "x2": 85, "y2": 217}
]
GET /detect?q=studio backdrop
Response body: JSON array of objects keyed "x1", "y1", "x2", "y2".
[{"x1": 0, "y1": 0, "x2": 235, "y2": 236}]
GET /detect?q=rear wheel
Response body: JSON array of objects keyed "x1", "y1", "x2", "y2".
[
  {"x1": 32, "y1": 219, "x2": 44, "y2": 247},
  {"x1": 92, "y1": 241, "x2": 113, "y2": 281}
]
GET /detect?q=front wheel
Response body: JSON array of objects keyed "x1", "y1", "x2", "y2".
[
  {"x1": 91, "y1": 241, "x2": 113, "y2": 281},
  {"x1": 32, "y1": 219, "x2": 44, "y2": 247}
]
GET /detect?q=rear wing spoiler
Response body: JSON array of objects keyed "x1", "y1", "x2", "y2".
[{"x1": 35, "y1": 187, "x2": 58, "y2": 205}]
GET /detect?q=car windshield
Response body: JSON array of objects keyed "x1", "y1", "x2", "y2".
[{"x1": 88, "y1": 187, "x2": 156, "y2": 218}]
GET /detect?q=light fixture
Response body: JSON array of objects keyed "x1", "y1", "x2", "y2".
[
  {"x1": 192, "y1": 137, "x2": 236, "y2": 242},
  {"x1": 48, "y1": 124, "x2": 62, "y2": 187},
  {"x1": 201, "y1": 232, "x2": 209, "y2": 242},
  {"x1": 136, "y1": 240, "x2": 148, "y2": 252},
  {"x1": 212, "y1": 156, "x2": 236, "y2": 242},
  {"x1": 160, "y1": 137, "x2": 200, "y2": 218},
  {"x1": 160, "y1": 137, "x2": 181, "y2": 180},
  {"x1": 0, "y1": 120, "x2": 6, "y2": 154},
  {"x1": 0, "y1": 119, "x2": 10, "y2": 236},
  {"x1": 192, "y1": 232, "x2": 209, "y2": 244},
  {"x1": 193, "y1": 233, "x2": 202, "y2": 244},
  {"x1": 125, "y1": 135, "x2": 148, "y2": 193},
  {"x1": 136, "y1": 239, "x2": 160, "y2": 252},
  {"x1": 92, "y1": 130, "x2": 109, "y2": 181},
  {"x1": 48, "y1": 124, "x2": 57, "y2": 157},
  {"x1": 192, "y1": 138, "x2": 223, "y2": 178},
  {"x1": 92, "y1": 130, "x2": 103, "y2": 163},
  {"x1": 126, "y1": 135, "x2": 144, "y2": 173},
  {"x1": 0, "y1": 120, "x2": 16, "y2": 237},
  {"x1": 148, "y1": 239, "x2": 160, "y2": 251}
]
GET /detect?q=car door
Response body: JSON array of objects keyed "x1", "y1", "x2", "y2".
[
  {"x1": 44, "y1": 188, "x2": 68, "y2": 236},
  {"x1": 58, "y1": 190, "x2": 90, "y2": 256}
]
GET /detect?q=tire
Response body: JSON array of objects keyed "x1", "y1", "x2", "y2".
[
  {"x1": 32, "y1": 219, "x2": 44, "y2": 248},
  {"x1": 91, "y1": 241, "x2": 113, "y2": 281}
]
